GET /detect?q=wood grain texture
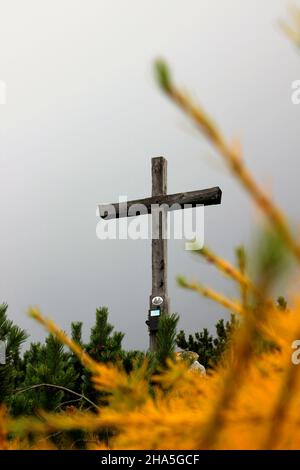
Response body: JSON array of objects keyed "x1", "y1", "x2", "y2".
[
  {"x1": 150, "y1": 157, "x2": 169, "y2": 351},
  {"x1": 98, "y1": 187, "x2": 222, "y2": 220}
]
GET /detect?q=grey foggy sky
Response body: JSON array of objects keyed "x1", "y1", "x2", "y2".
[{"x1": 0, "y1": 0, "x2": 300, "y2": 350}]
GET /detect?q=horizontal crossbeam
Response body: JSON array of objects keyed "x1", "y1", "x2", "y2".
[{"x1": 98, "y1": 187, "x2": 222, "y2": 220}]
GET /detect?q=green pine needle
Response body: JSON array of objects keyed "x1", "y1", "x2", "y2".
[{"x1": 154, "y1": 59, "x2": 172, "y2": 94}]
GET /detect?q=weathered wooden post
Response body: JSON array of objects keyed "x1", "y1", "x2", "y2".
[{"x1": 149, "y1": 157, "x2": 169, "y2": 350}]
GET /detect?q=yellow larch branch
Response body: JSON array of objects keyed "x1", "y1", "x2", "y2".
[
  {"x1": 177, "y1": 276, "x2": 245, "y2": 316},
  {"x1": 28, "y1": 307, "x2": 100, "y2": 376},
  {"x1": 155, "y1": 60, "x2": 300, "y2": 263}
]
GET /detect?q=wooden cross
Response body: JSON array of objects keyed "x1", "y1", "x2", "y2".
[{"x1": 98, "y1": 157, "x2": 222, "y2": 351}]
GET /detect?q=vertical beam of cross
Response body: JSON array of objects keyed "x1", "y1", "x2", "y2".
[{"x1": 149, "y1": 157, "x2": 169, "y2": 350}]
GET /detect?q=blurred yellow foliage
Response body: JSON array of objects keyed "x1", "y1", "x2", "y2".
[
  {"x1": 1, "y1": 6, "x2": 300, "y2": 451},
  {"x1": 1, "y1": 303, "x2": 300, "y2": 450},
  {"x1": 281, "y1": 5, "x2": 300, "y2": 47}
]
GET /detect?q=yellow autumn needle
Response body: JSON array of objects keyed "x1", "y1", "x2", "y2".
[
  {"x1": 28, "y1": 307, "x2": 100, "y2": 376},
  {"x1": 280, "y1": 5, "x2": 300, "y2": 47},
  {"x1": 196, "y1": 246, "x2": 274, "y2": 308},
  {"x1": 177, "y1": 275, "x2": 246, "y2": 316}
]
